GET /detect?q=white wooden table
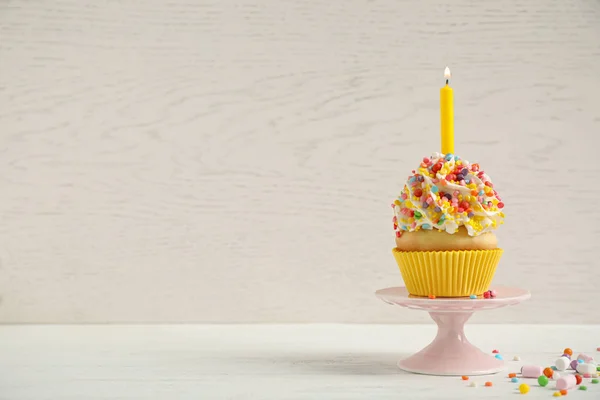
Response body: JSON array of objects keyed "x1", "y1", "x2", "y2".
[{"x1": 0, "y1": 325, "x2": 598, "y2": 399}]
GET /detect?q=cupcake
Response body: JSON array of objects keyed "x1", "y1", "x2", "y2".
[{"x1": 391, "y1": 152, "x2": 505, "y2": 297}]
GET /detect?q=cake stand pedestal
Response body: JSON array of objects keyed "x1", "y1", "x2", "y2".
[{"x1": 375, "y1": 286, "x2": 530, "y2": 376}]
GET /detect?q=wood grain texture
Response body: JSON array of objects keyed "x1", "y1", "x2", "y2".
[
  {"x1": 0, "y1": 0, "x2": 599, "y2": 323},
  {"x1": 0, "y1": 324, "x2": 599, "y2": 399}
]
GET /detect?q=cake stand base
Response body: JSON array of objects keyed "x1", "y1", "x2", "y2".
[{"x1": 375, "y1": 286, "x2": 531, "y2": 376}]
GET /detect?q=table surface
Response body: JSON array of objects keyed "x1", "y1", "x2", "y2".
[{"x1": 0, "y1": 324, "x2": 599, "y2": 399}]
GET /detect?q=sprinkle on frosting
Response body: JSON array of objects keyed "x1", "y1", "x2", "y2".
[{"x1": 392, "y1": 153, "x2": 504, "y2": 237}]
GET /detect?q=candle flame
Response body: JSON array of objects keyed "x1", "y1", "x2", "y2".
[{"x1": 444, "y1": 66, "x2": 451, "y2": 79}]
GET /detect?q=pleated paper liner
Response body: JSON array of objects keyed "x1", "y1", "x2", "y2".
[{"x1": 392, "y1": 248, "x2": 503, "y2": 297}]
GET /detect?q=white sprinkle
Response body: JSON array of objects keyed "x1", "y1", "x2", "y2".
[
  {"x1": 513, "y1": 356, "x2": 521, "y2": 361},
  {"x1": 552, "y1": 371, "x2": 561, "y2": 380},
  {"x1": 469, "y1": 381, "x2": 477, "y2": 387}
]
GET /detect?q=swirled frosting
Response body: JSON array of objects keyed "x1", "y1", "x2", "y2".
[{"x1": 392, "y1": 153, "x2": 504, "y2": 237}]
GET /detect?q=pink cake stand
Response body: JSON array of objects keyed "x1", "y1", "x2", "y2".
[{"x1": 375, "y1": 285, "x2": 530, "y2": 376}]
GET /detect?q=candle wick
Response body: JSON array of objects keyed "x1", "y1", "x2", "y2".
[{"x1": 445, "y1": 79, "x2": 449, "y2": 85}]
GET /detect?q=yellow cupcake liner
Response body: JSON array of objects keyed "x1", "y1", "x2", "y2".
[{"x1": 392, "y1": 248, "x2": 503, "y2": 297}]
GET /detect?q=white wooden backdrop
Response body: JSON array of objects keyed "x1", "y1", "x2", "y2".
[{"x1": 0, "y1": 0, "x2": 599, "y2": 324}]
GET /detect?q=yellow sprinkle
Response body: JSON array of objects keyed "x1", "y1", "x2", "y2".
[
  {"x1": 394, "y1": 200, "x2": 401, "y2": 206},
  {"x1": 456, "y1": 160, "x2": 462, "y2": 166}
]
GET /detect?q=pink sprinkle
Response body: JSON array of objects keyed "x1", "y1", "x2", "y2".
[
  {"x1": 459, "y1": 180, "x2": 466, "y2": 186},
  {"x1": 401, "y1": 193, "x2": 408, "y2": 200},
  {"x1": 490, "y1": 290, "x2": 497, "y2": 297},
  {"x1": 478, "y1": 196, "x2": 484, "y2": 203},
  {"x1": 423, "y1": 157, "x2": 430, "y2": 164},
  {"x1": 426, "y1": 197, "x2": 433, "y2": 204},
  {"x1": 453, "y1": 190, "x2": 460, "y2": 196},
  {"x1": 492, "y1": 349, "x2": 499, "y2": 354},
  {"x1": 457, "y1": 207, "x2": 464, "y2": 213},
  {"x1": 432, "y1": 178, "x2": 439, "y2": 183},
  {"x1": 411, "y1": 222, "x2": 417, "y2": 229},
  {"x1": 597, "y1": 347, "x2": 600, "y2": 351},
  {"x1": 391, "y1": 203, "x2": 395, "y2": 208},
  {"x1": 395, "y1": 230, "x2": 401, "y2": 237},
  {"x1": 392, "y1": 216, "x2": 397, "y2": 223}
]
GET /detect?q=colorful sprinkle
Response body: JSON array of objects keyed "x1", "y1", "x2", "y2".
[
  {"x1": 511, "y1": 377, "x2": 519, "y2": 383},
  {"x1": 553, "y1": 392, "x2": 561, "y2": 397},
  {"x1": 391, "y1": 153, "x2": 504, "y2": 237},
  {"x1": 575, "y1": 375, "x2": 582, "y2": 385},
  {"x1": 560, "y1": 389, "x2": 568, "y2": 395},
  {"x1": 591, "y1": 379, "x2": 599, "y2": 384},
  {"x1": 538, "y1": 375, "x2": 549, "y2": 386},
  {"x1": 579, "y1": 385, "x2": 588, "y2": 390},
  {"x1": 544, "y1": 367, "x2": 554, "y2": 378},
  {"x1": 519, "y1": 383, "x2": 530, "y2": 394},
  {"x1": 461, "y1": 375, "x2": 469, "y2": 380},
  {"x1": 428, "y1": 294, "x2": 436, "y2": 299},
  {"x1": 469, "y1": 294, "x2": 477, "y2": 299},
  {"x1": 563, "y1": 348, "x2": 573, "y2": 356},
  {"x1": 484, "y1": 381, "x2": 492, "y2": 387},
  {"x1": 495, "y1": 354, "x2": 503, "y2": 360},
  {"x1": 513, "y1": 356, "x2": 521, "y2": 361}
]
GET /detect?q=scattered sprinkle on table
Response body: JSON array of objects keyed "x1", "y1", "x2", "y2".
[
  {"x1": 492, "y1": 349, "x2": 499, "y2": 353},
  {"x1": 461, "y1": 375, "x2": 469, "y2": 380},
  {"x1": 513, "y1": 355, "x2": 521, "y2": 361},
  {"x1": 428, "y1": 294, "x2": 436, "y2": 299},
  {"x1": 484, "y1": 381, "x2": 493, "y2": 387},
  {"x1": 579, "y1": 385, "x2": 587, "y2": 391},
  {"x1": 544, "y1": 367, "x2": 554, "y2": 378},
  {"x1": 553, "y1": 391, "x2": 562, "y2": 397},
  {"x1": 538, "y1": 375, "x2": 549, "y2": 387},
  {"x1": 592, "y1": 378, "x2": 599, "y2": 384},
  {"x1": 511, "y1": 377, "x2": 519, "y2": 383},
  {"x1": 468, "y1": 381, "x2": 477, "y2": 387},
  {"x1": 560, "y1": 389, "x2": 568, "y2": 395},
  {"x1": 564, "y1": 348, "x2": 573, "y2": 356},
  {"x1": 519, "y1": 383, "x2": 529, "y2": 394},
  {"x1": 495, "y1": 354, "x2": 503, "y2": 360},
  {"x1": 508, "y1": 373, "x2": 517, "y2": 378},
  {"x1": 575, "y1": 375, "x2": 582, "y2": 385},
  {"x1": 469, "y1": 294, "x2": 477, "y2": 299}
]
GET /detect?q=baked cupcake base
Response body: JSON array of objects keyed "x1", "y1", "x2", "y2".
[{"x1": 392, "y1": 248, "x2": 503, "y2": 297}]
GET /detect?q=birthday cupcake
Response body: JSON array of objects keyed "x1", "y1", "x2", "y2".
[{"x1": 391, "y1": 152, "x2": 505, "y2": 297}]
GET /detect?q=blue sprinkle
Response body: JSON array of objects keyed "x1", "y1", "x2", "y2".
[
  {"x1": 422, "y1": 224, "x2": 432, "y2": 230},
  {"x1": 431, "y1": 185, "x2": 439, "y2": 193},
  {"x1": 551, "y1": 366, "x2": 557, "y2": 371},
  {"x1": 478, "y1": 191, "x2": 484, "y2": 196},
  {"x1": 401, "y1": 225, "x2": 408, "y2": 231},
  {"x1": 578, "y1": 359, "x2": 584, "y2": 363},
  {"x1": 469, "y1": 294, "x2": 477, "y2": 299},
  {"x1": 495, "y1": 354, "x2": 503, "y2": 360},
  {"x1": 445, "y1": 154, "x2": 454, "y2": 161},
  {"x1": 511, "y1": 377, "x2": 519, "y2": 383},
  {"x1": 434, "y1": 206, "x2": 442, "y2": 213},
  {"x1": 409, "y1": 177, "x2": 415, "y2": 183}
]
